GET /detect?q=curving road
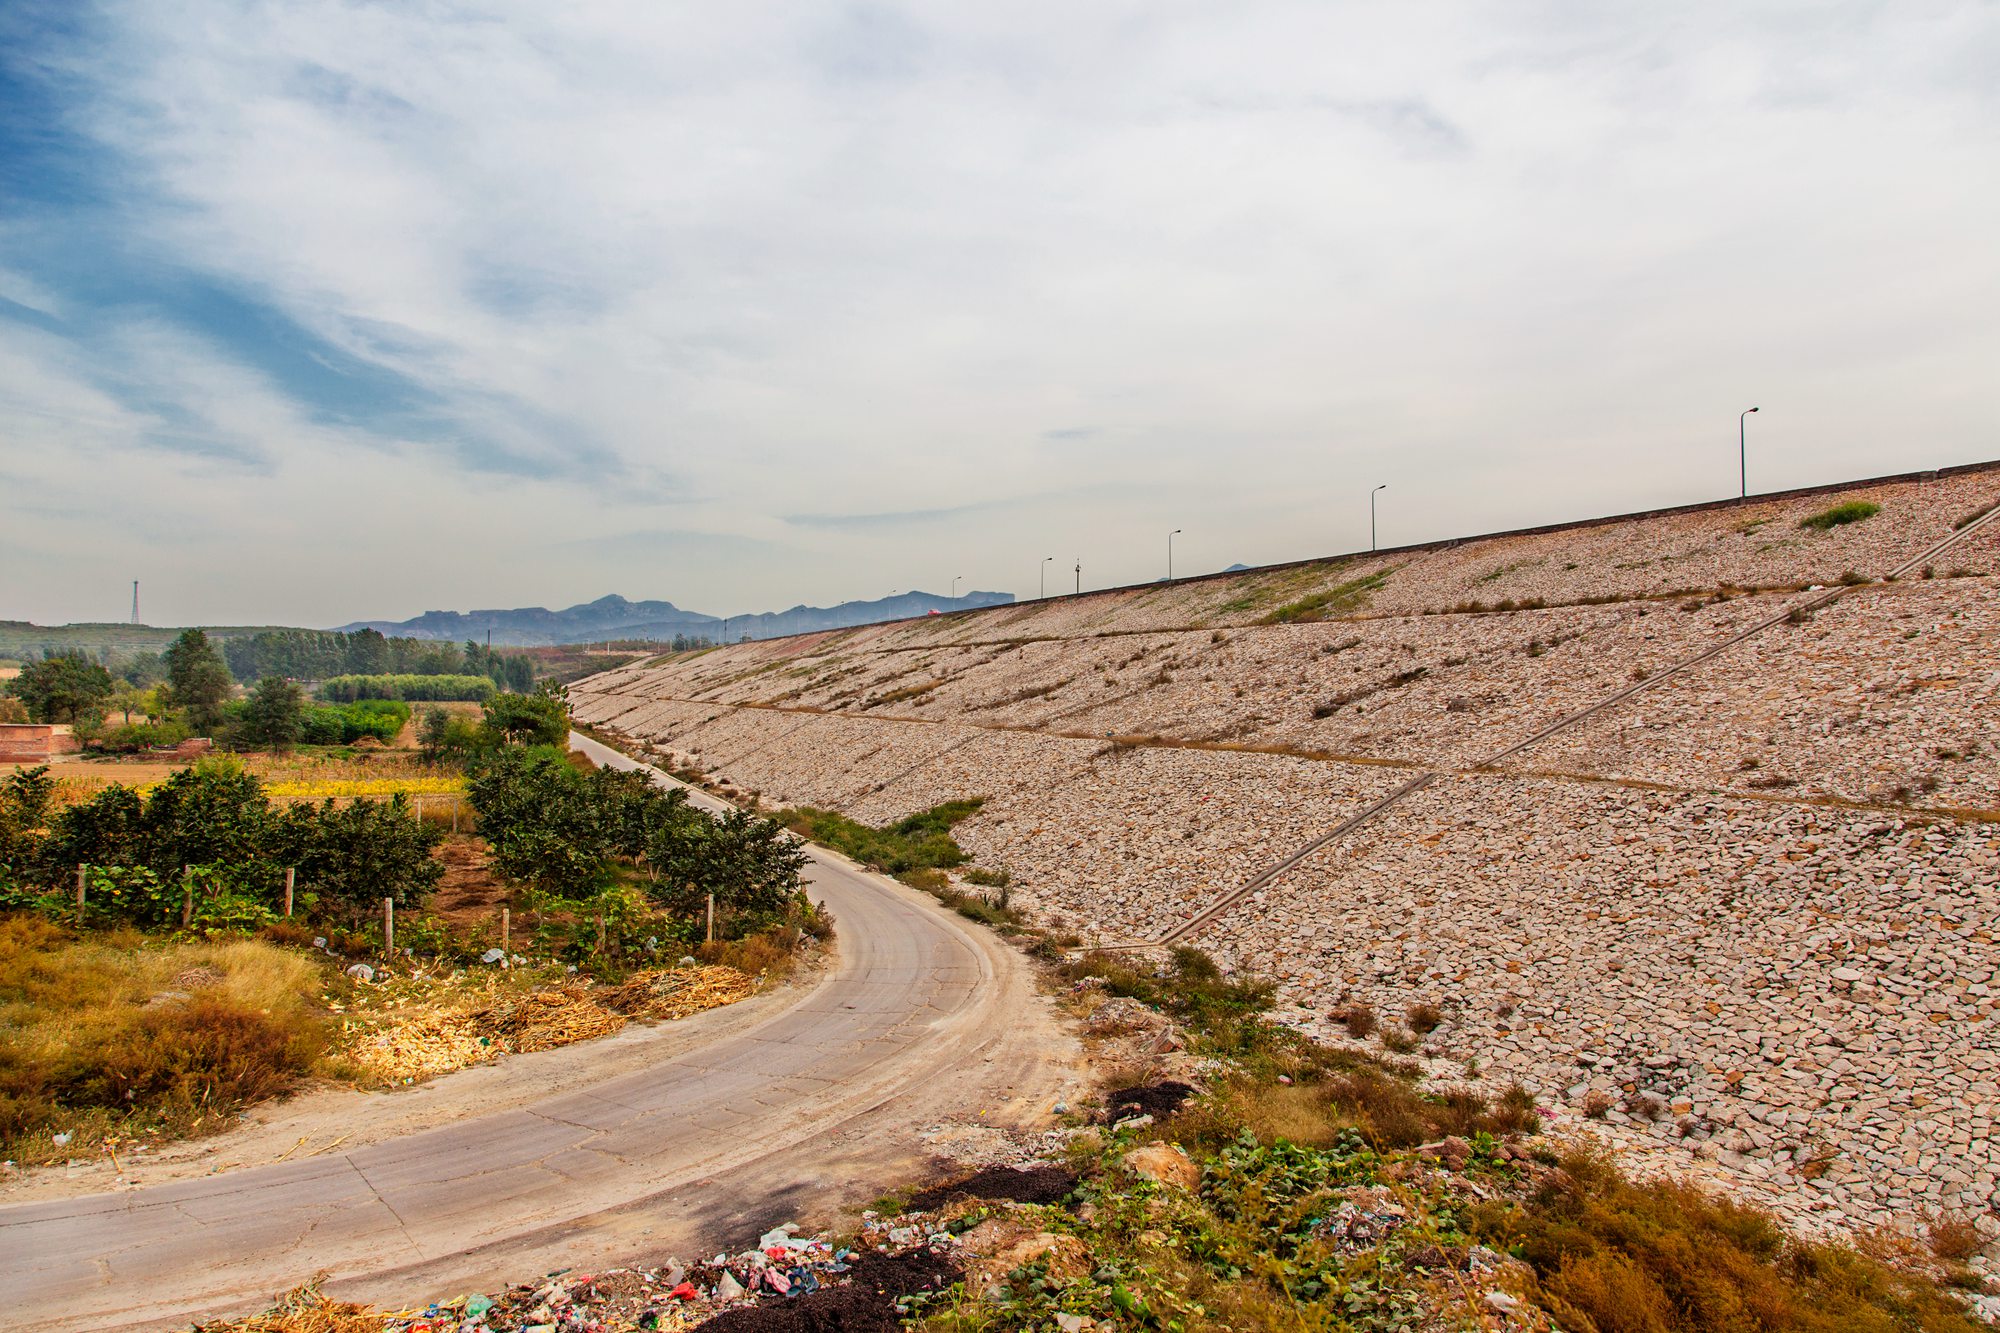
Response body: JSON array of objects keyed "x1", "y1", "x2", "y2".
[{"x1": 0, "y1": 732, "x2": 1068, "y2": 1331}]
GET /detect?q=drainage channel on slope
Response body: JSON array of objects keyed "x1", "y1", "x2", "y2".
[{"x1": 1151, "y1": 498, "x2": 2000, "y2": 947}]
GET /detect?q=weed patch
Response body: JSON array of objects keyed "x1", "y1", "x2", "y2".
[
  {"x1": 1262, "y1": 571, "x2": 1391, "y2": 625},
  {"x1": 1799, "y1": 500, "x2": 1881, "y2": 531},
  {"x1": 774, "y1": 801, "x2": 984, "y2": 876}
]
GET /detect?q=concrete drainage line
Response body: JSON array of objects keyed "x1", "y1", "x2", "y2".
[{"x1": 1155, "y1": 495, "x2": 2000, "y2": 947}]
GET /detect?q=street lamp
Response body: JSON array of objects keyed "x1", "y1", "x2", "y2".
[
  {"x1": 1739, "y1": 407, "x2": 1760, "y2": 499},
  {"x1": 1168, "y1": 529, "x2": 1182, "y2": 581},
  {"x1": 1074, "y1": 558, "x2": 1081, "y2": 595},
  {"x1": 951, "y1": 575, "x2": 961, "y2": 600},
  {"x1": 1371, "y1": 484, "x2": 1387, "y2": 552},
  {"x1": 1040, "y1": 556, "x2": 1053, "y2": 600}
]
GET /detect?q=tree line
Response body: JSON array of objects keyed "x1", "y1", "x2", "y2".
[
  {"x1": 3, "y1": 628, "x2": 541, "y2": 750},
  {"x1": 222, "y1": 630, "x2": 535, "y2": 690}
]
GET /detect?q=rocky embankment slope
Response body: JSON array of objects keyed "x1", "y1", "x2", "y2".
[{"x1": 572, "y1": 464, "x2": 2000, "y2": 1244}]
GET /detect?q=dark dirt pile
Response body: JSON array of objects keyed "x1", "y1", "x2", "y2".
[
  {"x1": 1101, "y1": 1080, "x2": 1196, "y2": 1123},
  {"x1": 905, "y1": 1164, "x2": 1080, "y2": 1212},
  {"x1": 690, "y1": 1248, "x2": 963, "y2": 1333}
]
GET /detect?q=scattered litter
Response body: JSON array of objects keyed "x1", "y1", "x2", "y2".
[
  {"x1": 346, "y1": 964, "x2": 375, "y2": 983},
  {"x1": 185, "y1": 1214, "x2": 968, "y2": 1333}
]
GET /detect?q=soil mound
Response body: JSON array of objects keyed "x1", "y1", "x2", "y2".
[
  {"x1": 691, "y1": 1248, "x2": 962, "y2": 1333},
  {"x1": 905, "y1": 1164, "x2": 1079, "y2": 1211}
]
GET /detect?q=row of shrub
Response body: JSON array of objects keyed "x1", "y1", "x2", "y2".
[
  {"x1": 300, "y1": 699, "x2": 409, "y2": 745},
  {"x1": 318, "y1": 674, "x2": 496, "y2": 703},
  {"x1": 466, "y1": 746, "x2": 818, "y2": 958},
  {"x1": 0, "y1": 759, "x2": 443, "y2": 930}
]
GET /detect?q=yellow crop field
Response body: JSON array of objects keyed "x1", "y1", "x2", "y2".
[{"x1": 263, "y1": 776, "x2": 468, "y2": 801}]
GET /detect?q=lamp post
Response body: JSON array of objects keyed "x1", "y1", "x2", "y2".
[
  {"x1": 1739, "y1": 407, "x2": 1759, "y2": 499},
  {"x1": 1040, "y1": 556, "x2": 1053, "y2": 600},
  {"x1": 1075, "y1": 559, "x2": 1081, "y2": 595},
  {"x1": 1371, "y1": 484, "x2": 1387, "y2": 552},
  {"x1": 1168, "y1": 529, "x2": 1181, "y2": 581},
  {"x1": 951, "y1": 575, "x2": 961, "y2": 600}
]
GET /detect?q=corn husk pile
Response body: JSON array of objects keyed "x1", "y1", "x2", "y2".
[
  {"x1": 187, "y1": 1276, "x2": 381, "y2": 1333},
  {"x1": 343, "y1": 966, "x2": 756, "y2": 1084},
  {"x1": 597, "y1": 964, "x2": 759, "y2": 1021}
]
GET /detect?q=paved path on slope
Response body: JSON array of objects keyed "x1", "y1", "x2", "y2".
[{"x1": 0, "y1": 732, "x2": 1071, "y2": 1331}]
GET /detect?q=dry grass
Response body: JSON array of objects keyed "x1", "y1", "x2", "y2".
[
  {"x1": 0, "y1": 915, "x2": 331, "y2": 1162},
  {"x1": 1470, "y1": 1148, "x2": 1987, "y2": 1333}
]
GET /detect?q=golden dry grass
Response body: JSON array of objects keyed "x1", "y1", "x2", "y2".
[{"x1": 0, "y1": 917, "x2": 333, "y2": 1162}]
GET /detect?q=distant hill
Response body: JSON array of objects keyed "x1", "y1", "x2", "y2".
[{"x1": 338, "y1": 590, "x2": 1016, "y2": 646}]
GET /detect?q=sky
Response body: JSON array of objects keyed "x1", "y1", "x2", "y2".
[{"x1": 2, "y1": 2, "x2": 1996, "y2": 629}]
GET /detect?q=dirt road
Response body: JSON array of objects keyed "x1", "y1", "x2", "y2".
[{"x1": 0, "y1": 732, "x2": 1077, "y2": 1331}]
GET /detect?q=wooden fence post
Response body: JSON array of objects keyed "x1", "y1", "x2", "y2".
[
  {"x1": 383, "y1": 897, "x2": 395, "y2": 958},
  {"x1": 180, "y1": 866, "x2": 194, "y2": 928},
  {"x1": 706, "y1": 893, "x2": 715, "y2": 945},
  {"x1": 596, "y1": 914, "x2": 606, "y2": 954},
  {"x1": 75, "y1": 865, "x2": 86, "y2": 911},
  {"x1": 283, "y1": 866, "x2": 295, "y2": 918},
  {"x1": 501, "y1": 905, "x2": 510, "y2": 953}
]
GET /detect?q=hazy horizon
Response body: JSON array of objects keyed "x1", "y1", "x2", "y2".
[{"x1": 5, "y1": 3, "x2": 1996, "y2": 627}]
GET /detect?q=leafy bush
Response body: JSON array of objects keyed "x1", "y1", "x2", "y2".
[
  {"x1": 318, "y1": 674, "x2": 496, "y2": 703},
  {"x1": 1799, "y1": 500, "x2": 1881, "y2": 531},
  {"x1": 773, "y1": 799, "x2": 984, "y2": 875},
  {"x1": 275, "y1": 795, "x2": 444, "y2": 923},
  {"x1": 17, "y1": 759, "x2": 442, "y2": 932},
  {"x1": 92, "y1": 719, "x2": 192, "y2": 753},
  {"x1": 480, "y1": 685, "x2": 570, "y2": 748},
  {"x1": 300, "y1": 699, "x2": 410, "y2": 745}
]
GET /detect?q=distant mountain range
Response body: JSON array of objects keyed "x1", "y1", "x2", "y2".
[{"x1": 336, "y1": 590, "x2": 1015, "y2": 646}]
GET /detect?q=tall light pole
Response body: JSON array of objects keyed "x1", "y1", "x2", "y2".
[
  {"x1": 1739, "y1": 407, "x2": 1760, "y2": 499},
  {"x1": 1040, "y1": 556, "x2": 1053, "y2": 600},
  {"x1": 1371, "y1": 484, "x2": 1387, "y2": 552},
  {"x1": 1168, "y1": 529, "x2": 1181, "y2": 581},
  {"x1": 1074, "y1": 558, "x2": 1081, "y2": 595},
  {"x1": 951, "y1": 575, "x2": 961, "y2": 600}
]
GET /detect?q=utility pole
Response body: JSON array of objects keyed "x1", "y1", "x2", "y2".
[
  {"x1": 1168, "y1": 529, "x2": 1181, "y2": 582},
  {"x1": 1740, "y1": 407, "x2": 1760, "y2": 499},
  {"x1": 1371, "y1": 485, "x2": 1387, "y2": 552}
]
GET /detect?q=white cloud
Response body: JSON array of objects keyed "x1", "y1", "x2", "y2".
[{"x1": 4, "y1": 1, "x2": 1998, "y2": 623}]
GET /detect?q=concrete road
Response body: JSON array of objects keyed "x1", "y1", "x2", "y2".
[{"x1": 0, "y1": 732, "x2": 1067, "y2": 1330}]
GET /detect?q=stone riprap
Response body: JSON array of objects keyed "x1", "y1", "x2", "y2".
[
  {"x1": 571, "y1": 461, "x2": 2000, "y2": 1242},
  {"x1": 1201, "y1": 774, "x2": 2000, "y2": 1235}
]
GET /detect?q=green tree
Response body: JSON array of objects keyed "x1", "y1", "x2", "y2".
[
  {"x1": 137, "y1": 756, "x2": 274, "y2": 876},
  {"x1": 646, "y1": 806, "x2": 808, "y2": 920},
  {"x1": 480, "y1": 685, "x2": 570, "y2": 748},
  {"x1": 240, "y1": 677, "x2": 306, "y2": 749},
  {"x1": 163, "y1": 630, "x2": 233, "y2": 732},
  {"x1": 276, "y1": 795, "x2": 444, "y2": 922},
  {"x1": 7, "y1": 653, "x2": 116, "y2": 723}
]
